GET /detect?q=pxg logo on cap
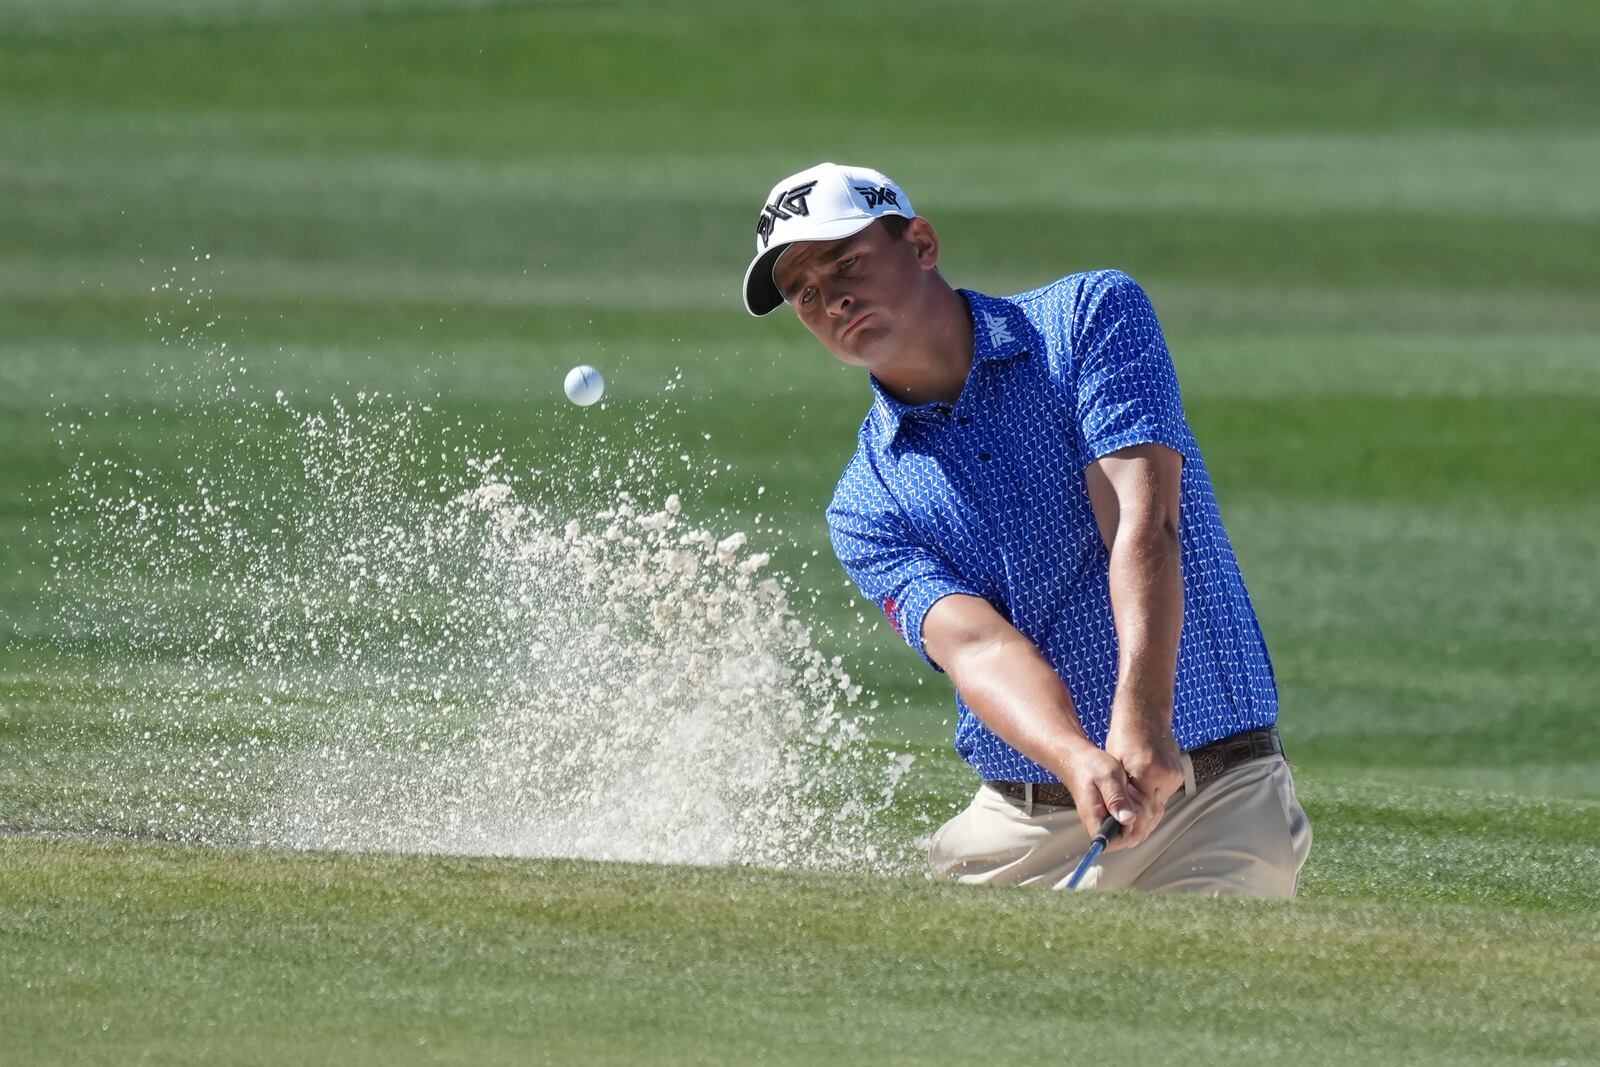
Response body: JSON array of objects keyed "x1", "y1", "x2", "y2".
[{"x1": 742, "y1": 162, "x2": 914, "y2": 317}]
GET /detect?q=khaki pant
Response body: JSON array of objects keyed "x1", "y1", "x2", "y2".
[{"x1": 929, "y1": 754, "x2": 1311, "y2": 896}]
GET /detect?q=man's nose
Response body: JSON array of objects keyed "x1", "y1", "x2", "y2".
[{"x1": 824, "y1": 282, "x2": 854, "y2": 316}]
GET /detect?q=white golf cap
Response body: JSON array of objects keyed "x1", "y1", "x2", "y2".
[{"x1": 741, "y1": 162, "x2": 915, "y2": 316}]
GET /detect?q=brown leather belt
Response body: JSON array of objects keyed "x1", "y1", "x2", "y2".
[{"x1": 985, "y1": 727, "x2": 1282, "y2": 809}]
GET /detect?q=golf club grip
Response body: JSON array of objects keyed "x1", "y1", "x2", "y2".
[{"x1": 1096, "y1": 813, "x2": 1122, "y2": 844}]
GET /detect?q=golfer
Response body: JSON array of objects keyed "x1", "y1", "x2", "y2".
[{"x1": 742, "y1": 163, "x2": 1311, "y2": 895}]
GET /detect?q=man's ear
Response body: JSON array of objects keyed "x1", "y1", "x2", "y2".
[{"x1": 907, "y1": 217, "x2": 940, "y2": 271}]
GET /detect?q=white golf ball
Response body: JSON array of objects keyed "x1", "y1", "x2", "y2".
[{"x1": 564, "y1": 364, "x2": 605, "y2": 407}]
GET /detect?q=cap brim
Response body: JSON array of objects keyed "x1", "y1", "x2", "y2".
[{"x1": 740, "y1": 215, "x2": 883, "y2": 317}]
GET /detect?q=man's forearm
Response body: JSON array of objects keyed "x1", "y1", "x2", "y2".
[
  {"x1": 945, "y1": 631, "x2": 1098, "y2": 773},
  {"x1": 1107, "y1": 516, "x2": 1183, "y2": 731}
]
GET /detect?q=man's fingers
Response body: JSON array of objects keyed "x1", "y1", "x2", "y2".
[
  {"x1": 1093, "y1": 770, "x2": 1145, "y2": 851},
  {"x1": 1077, "y1": 797, "x2": 1109, "y2": 839},
  {"x1": 1124, "y1": 796, "x2": 1165, "y2": 848},
  {"x1": 1130, "y1": 781, "x2": 1160, "y2": 841},
  {"x1": 1100, "y1": 774, "x2": 1138, "y2": 827},
  {"x1": 1074, "y1": 779, "x2": 1126, "y2": 840}
]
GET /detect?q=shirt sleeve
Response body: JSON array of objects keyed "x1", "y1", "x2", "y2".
[
  {"x1": 1071, "y1": 271, "x2": 1196, "y2": 465},
  {"x1": 827, "y1": 458, "x2": 981, "y2": 673}
]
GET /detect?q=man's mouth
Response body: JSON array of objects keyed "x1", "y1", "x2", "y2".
[{"x1": 841, "y1": 312, "x2": 871, "y2": 340}]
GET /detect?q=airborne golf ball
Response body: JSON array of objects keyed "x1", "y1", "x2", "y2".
[{"x1": 564, "y1": 364, "x2": 604, "y2": 407}]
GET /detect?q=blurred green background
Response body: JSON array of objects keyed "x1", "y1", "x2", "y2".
[{"x1": 5, "y1": 0, "x2": 1596, "y2": 802}]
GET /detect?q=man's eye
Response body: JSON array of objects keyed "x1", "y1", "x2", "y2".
[
  {"x1": 838, "y1": 256, "x2": 859, "y2": 271},
  {"x1": 800, "y1": 287, "x2": 818, "y2": 304}
]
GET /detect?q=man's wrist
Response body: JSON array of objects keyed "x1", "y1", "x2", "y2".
[
  {"x1": 1108, "y1": 696, "x2": 1177, "y2": 739},
  {"x1": 1049, "y1": 731, "x2": 1100, "y2": 767}
]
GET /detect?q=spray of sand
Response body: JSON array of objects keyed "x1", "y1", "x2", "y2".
[{"x1": 41, "y1": 264, "x2": 914, "y2": 872}]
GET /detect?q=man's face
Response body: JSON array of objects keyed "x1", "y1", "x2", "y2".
[{"x1": 771, "y1": 218, "x2": 937, "y2": 367}]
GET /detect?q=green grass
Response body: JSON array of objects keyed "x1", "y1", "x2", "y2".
[
  {"x1": 2, "y1": 0, "x2": 1598, "y2": 1061},
  {"x1": 3, "y1": 815, "x2": 1597, "y2": 1067}
]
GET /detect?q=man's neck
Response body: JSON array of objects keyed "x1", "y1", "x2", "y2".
[{"x1": 870, "y1": 284, "x2": 974, "y2": 406}]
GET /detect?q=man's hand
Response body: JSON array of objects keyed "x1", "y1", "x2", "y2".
[
  {"x1": 1054, "y1": 740, "x2": 1149, "y2": 852},
  {"x1": 1103, "y1": 717, "x2": 1184, "y2": 848}
]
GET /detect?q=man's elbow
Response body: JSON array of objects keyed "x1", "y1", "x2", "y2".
[
  {"x1": 1148, "y1": 512, "x2": 1181, "y2": 548},
  {"x1": 1118, "y1": 505, "x2": 1179, "y2": 548},
  {"x1": 1111, "y1": 511, "x2": 1182, "y2": 578},
  {"x1": 922, "y1": 596, "x2": 1015, "y2": 677},
  {"x1": 940, "y1": 630, "x2": 1018, "y2": 681}
]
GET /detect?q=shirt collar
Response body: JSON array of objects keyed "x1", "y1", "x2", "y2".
[
  {"x1": 866, "y1": 289, "x2": 1033, "y2": 447},
  {"x1": 962, "y1": 288, "x2": 1034, "y2": 365}
]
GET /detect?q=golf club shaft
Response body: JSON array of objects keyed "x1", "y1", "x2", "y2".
[{"x1": 1063, "y1": 814, "x2": 1123, "y2": 890}]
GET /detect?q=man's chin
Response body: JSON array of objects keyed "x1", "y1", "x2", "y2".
[{"x1": 835, "y1": 325, "x2": 885, "y2": 364}]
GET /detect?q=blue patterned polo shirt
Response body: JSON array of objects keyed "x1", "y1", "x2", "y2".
[{"x1": 826, "y1": 271, "x2": 1278, "y2": 783}]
